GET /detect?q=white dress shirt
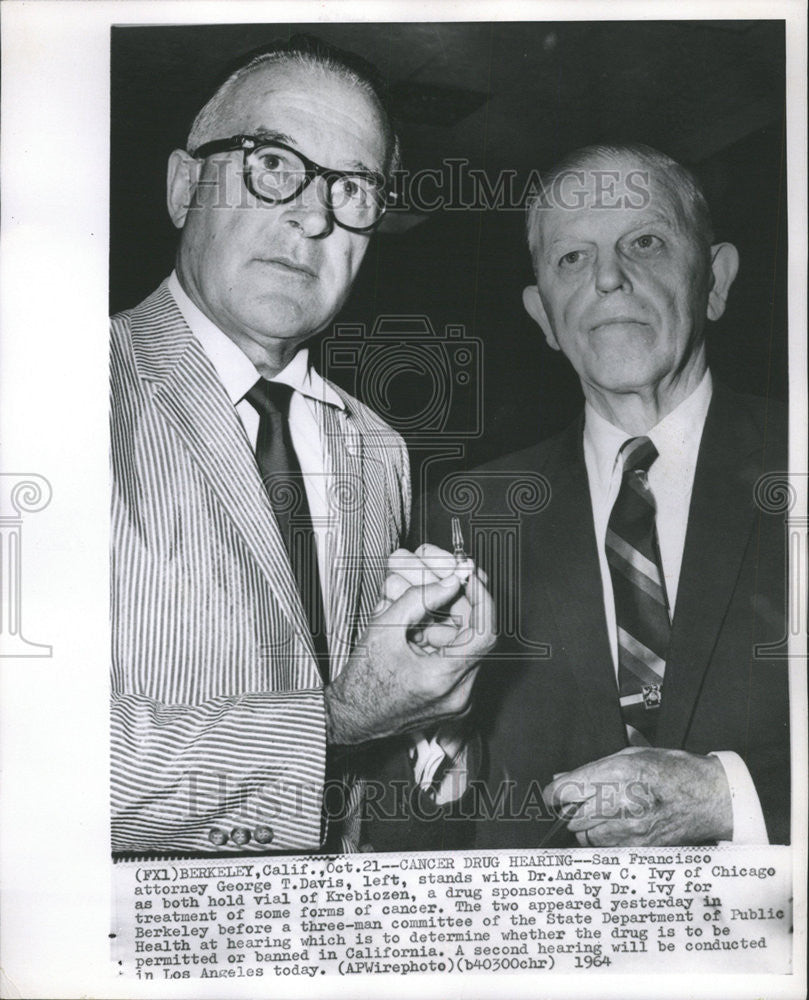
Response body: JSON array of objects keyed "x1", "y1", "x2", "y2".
[
  {"x1": 169, "y1": 276, "x2": 467, "y2": 805},
  {"x1": 167, "y1": 271, "x2": 343, "y2": 616},
  {"x1": 583, "y1": 370, "x2": 768, "y2": 844}
]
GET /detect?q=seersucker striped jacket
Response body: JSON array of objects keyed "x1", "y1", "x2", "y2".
[{"x1": 110, "y1": 281, "x2": 410, "y2": 856}]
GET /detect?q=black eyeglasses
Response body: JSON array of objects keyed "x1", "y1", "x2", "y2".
[{"x1": 191, "y1": 135, "x2": 388, "y2": 233}]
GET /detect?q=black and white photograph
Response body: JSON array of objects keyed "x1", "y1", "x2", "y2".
[
  {"x1": 0, "y1": 3, "x2": 806, "y2": 998},
  {"x1": 109, "y1": 18, "x2": 791, "y2": 854}
]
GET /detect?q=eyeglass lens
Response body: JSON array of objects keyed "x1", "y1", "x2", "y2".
[{"x1": 246, "y1": 144, "x2": 384, "y2": 229}]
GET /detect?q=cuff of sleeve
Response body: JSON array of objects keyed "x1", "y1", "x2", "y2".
[
  {"x1": 111, "y1": 689, "x2": 328, "y2": 855},
  {"x1": 710, "y1": 751, "x2": 769, "y2": 845}
]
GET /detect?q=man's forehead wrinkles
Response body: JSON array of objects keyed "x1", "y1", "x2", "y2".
[
  {"x1": 238, "y1": 124, "x2": 379, "y2": 175},
  {"x1": 243, "y1": 77, "x2": 378, "y2": 127},
  {"x1": 541, "y1": 209, "x2": 677, "y2": 245},
  {"x1": 250, "y1": 127, "x2": 295, "y2": 145}
]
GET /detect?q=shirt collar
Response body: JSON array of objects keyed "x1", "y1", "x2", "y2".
[
  {"x1": 167, "y1": 270, "x2": 345, "y2": 410},
  {"x1": 583, "y1": 368, "x2": 713, "y2": 488}
]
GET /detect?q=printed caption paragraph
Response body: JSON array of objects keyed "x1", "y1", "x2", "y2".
[{"x1": 112, "y1": 847, "x2": 792, "y2": 979}]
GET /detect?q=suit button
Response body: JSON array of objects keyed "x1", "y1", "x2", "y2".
[
  {"x1": 231, "y1": 827, "x2": 251, "y2": 847},
  {"x1": 254, "y1": 825, "x2": 274, "y2": 844},
  {"x1": 208, "y1": 827, "x2": 228, "y2": 846}
]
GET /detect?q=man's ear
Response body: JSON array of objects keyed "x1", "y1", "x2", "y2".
[
  {"x1": 706, "y1": 242, "x2": 740, "y2": 321},
  {"x1": 167, "y1": 150, "x2": 201, "y2": 229},
  {"x1": 522, "y1": 284, "x2": 560, "y2": 351}
]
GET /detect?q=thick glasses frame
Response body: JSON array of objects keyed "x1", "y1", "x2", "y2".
[{"x1": 191, "y1": 134, "x2": 388, "y2": 233}]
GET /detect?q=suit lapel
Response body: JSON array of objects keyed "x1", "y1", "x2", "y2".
[
  {"x1": 129, "y1": 283, "x2": 314, "y2": 656},
  {"x1": 529, "y1": 423, "x2": 627, "y2": 750},
  {"x1": 656, "y1": 385, "x2": 763, "y2": 745},
  {"x1": 318, "y1": 401, "x2": 366, "y2": 680}
]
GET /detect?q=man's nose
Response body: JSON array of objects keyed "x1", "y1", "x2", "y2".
[
  {"x1": 283, "y1": 176, "x2": 333, "y2": 238},
  {"x1": 594, "y1": 249, "x2": 631, "y2": 294}
]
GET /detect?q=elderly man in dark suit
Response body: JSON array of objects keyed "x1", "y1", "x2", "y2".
[
  {"x1": 471, "y1": 142, "x2": 789, "y2": 848},
  {"x1": 376, "y1": 142, "x2": 788, "y2": 850}
]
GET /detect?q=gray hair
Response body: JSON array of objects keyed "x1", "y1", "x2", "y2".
[
  {"x1": 526, "y1": 142, "x2": 714, "y2": 272},
  {"x1": 186, "y1": 35, "x2": 401, "y2": 178}
]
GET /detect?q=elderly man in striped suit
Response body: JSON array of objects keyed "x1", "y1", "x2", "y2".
[{"x1": 110, "y1": 36, "x2": 494, "y2": 857}]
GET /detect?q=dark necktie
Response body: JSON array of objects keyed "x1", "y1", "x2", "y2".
[
  {"x1": 245, "y1": 379, "x2": 330, "y2": 683},
  {"x1": 605, "y1": 436, "x2": 671, "y2": 745}
]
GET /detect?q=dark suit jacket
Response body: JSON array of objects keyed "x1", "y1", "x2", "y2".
[{"x1": 364, "y1": 383, "x2": 790, "y2": 850}]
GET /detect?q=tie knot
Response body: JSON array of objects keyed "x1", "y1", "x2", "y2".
[
  {"x1": 245, "y1": 379, "x2": 294, "y2": 419},
  {"x1": 620, "y1": 436, "x2": 658, "y2": 475}
]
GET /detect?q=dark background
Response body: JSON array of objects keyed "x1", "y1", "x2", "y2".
[{"x1": 111, "y1": 21, "x2": 787, "y2": 485}]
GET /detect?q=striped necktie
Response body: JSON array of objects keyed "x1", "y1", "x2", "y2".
[
  {"x1": 245, "y1": 379, "x2": 330, "y2": 684},
  {"x1": 606, "y1": 436, "x2": 671, "y2": 746}
]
